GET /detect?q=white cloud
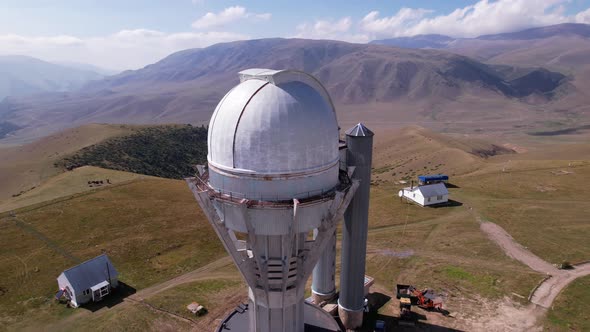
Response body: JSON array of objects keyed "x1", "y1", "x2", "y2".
[
  {"x1": 0, "y1": 6, "x2": 271, "y2": 70},
  {"x1": 360, "y1": 8, "x2": 432, "y2": 35},
  {"x1": 360, "y1": 0, "x2": 581, "y2": 38},
  {"x1": 191, "y1": 6, "x2": 271, "y2": 29},
  {"x1": 0, "y1": 30, "x2": 248, "y2": 70},
  {"x1": 295, "y1": 17, "x2": 369, "y2": 43},
  {"x1": 0, "y1": 34, "x2": 84, "y2": 47},
  {"x1": 575, "y1": 7, "x2": 590, "y2": 23}
]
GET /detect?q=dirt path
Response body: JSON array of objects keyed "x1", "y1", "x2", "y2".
[
  {"x1": 478, "y1": 219, "x2": 590, "y2": 309},
  {"x1": 36, "y1": 255, "x2": 235, "y2": 332},
  {"x1": 530, "y1": 262, "x2": 590, "y2": 308},
  {"x1": 130, "y1": 255, "x2": 234, "y2": 300},
  {"x1": 479, "y1": 221, "x2": 557, "y2": 275}
]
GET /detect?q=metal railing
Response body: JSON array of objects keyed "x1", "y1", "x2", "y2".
[{"x1": 190, "y1": 167, "x2": 352, "y2": 203}]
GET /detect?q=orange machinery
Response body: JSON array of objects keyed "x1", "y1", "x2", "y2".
[{"x1": 396, "y1": 284, "x2": 443, "y2": 311}]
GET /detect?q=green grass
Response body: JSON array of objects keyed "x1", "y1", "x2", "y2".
[
  {"x1": 546, "y1": 276, "x2": 590, "y2": 331},
  {"x1": 365, "y1": 187, "x2": 540, "y2": 307},
  {"x1": 0, "y1": 166, "x2": 149, "y2": 213},
  {"x1": 453, "y1": 163, "x2": 590, "y2": 264},
  {"x1": 148, "y1": 279, "x2": 243, "y2": 320},
  {"x1": 0, "y1": 178, "x2": 225, "y2": 328},
  {"x1": 13, "y1": 302, "x2": 194, "y2": 332}
]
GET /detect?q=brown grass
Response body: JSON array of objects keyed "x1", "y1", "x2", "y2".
[
  {"x1": 0, "y1": 178, "x2": 225, "y2": 328},
  {"x1": 0, "y1": 124, "x2": 136, "y2": 202}
]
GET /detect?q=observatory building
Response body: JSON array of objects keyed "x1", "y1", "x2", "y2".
[{"x1": 187, "y1": 69, "x2": 373, "y2": 332}]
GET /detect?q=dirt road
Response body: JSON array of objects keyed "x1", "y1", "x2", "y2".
[
  {"x1": 130, "y1": 255, "x2": 234, "y2": 300},
  {"x1": 479, "y1": 221, "x2": 557, "y2": 275},
  {"x1": 530, "y1": 262, "x2": 590, "y2": 308},
  {"x1": 479, "y1": 219, "x2": 590, "y2": 308},
  {"x1": 34, "y1": 255, "x2": 236, "y2": 332}
]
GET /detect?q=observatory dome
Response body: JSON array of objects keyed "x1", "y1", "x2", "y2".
[{"x1": 207, "y1": 69, "x2": 340, "y2": 200}]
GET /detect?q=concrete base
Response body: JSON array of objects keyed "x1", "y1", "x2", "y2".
[
  {"x1": 217, "y1": 302, "x2": 341, "y2": 332},
  {"x1": 311, "y1": 290, "x2": 335, "y2": 304},
  {"x1": 338, "y1": 304, "x2": 363, "y2": 331}
]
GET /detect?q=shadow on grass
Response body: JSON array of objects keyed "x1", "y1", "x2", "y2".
[
  {"x1": 362, "y1": 311, "x2": 463, "y2": 332},
  {"x1": 355, "y1": 292, "x2": 461, "y2": 331},
  {"x1": 80, "y1": 282, "x2": 136, "y2": 312},
  {"x1": 429, "y1": 200, "x2": 463, "y2": 208}
]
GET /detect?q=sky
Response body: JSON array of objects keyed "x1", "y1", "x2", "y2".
[{"x1": 1, "y1": 0, "x2": 590, "y2": 71}]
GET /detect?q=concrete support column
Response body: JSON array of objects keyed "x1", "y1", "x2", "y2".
[
  {"x1": 338, "y1": 123, "x2": 374, "y2": 330},
  {"x1": 312, "y1": 228, "x2": 337, "y2": 304}
]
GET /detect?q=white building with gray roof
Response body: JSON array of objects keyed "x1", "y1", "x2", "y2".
[
  {"x1": 399, "y1": 182, "x2": 449, "y2": 206},
  {"x1": 56, "y1": 254, "x2": 118, "y2": 307}
]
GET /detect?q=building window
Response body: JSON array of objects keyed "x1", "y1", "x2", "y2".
[
  {"x1": 437, "y1": 195, "x2": 443, "y2": 200},
  {"x1": 100, "y1": 285, "x2": 109, "y2": 297},
  {"x1": 427, "y1": 197, "x2": 431, "y2": 202}
]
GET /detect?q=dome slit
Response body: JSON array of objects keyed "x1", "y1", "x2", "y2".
[{"x1": 232, "y1": 81, "x2": 270, "y2": 168}]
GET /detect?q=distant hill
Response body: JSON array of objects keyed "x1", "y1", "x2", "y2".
[
  {"x1": 0, "y1": 55, "x2": 105, "y2": 100},
  {"x1": 371, "y1": 23, "x2": 590, "y2": 48},
  {"x1": 0, "y1": 38, "x2": 571, "y2": 142},
  {"x1": 58, "y1": 125, "x2": 208, "y2": 179},
  {"x1": 371, "y1": 125, "x2": 515, "y2": 182},
  {"x1": 54, "y1": 61, "x2": 120, "y2": 76},
  {"x1": 371, "y1": 23, "x2": 590, "y2": 71},
  {"x1": 370, "y1": 34, "x2": 455, "y2": 48},
  {"x1": 0, "y1": 123, "x2": 135, "y2": 201},
  {"x1": 476, "y1": 23, "x2": 590, "y2": 40}
]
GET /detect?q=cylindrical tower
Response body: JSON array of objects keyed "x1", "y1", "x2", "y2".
[
  {"x1": 311, "y1": 228, "x2": 336, "y2": 303},
  {"x1": 187, "y1": 69, "x2": 358, "y2": 332},
  {"x1": 338, "y1": 123, "x2": 374, "y2": 330}
]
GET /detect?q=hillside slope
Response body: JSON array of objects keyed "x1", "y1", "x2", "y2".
[
  {"x1": 371, "y1": 125, "x2": 515, "y2": 184},
  {"x1": 58, "y1": 125, "x2": 208, "y2": 179},
  {"x1": 0, "y1": 124, "x2": 135, "y2": 201},
  {"x1": 372, "y1": 23, "x2": 590, "y2": 71}
]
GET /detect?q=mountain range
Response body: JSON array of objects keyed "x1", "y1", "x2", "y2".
[
  {"x1": 1, "y1": 23, "x2": 590, "y2": 143},
  {"x1": 371, "y1": 23, "x2": 590, "y2": 70},
  {"x1": 0, "y1": 55, "x2": 109, "y2": 100}
]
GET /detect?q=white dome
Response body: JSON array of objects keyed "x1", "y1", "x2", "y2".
[{"x1": 207, "y1": 69, "x2": 340, "y2": 200}]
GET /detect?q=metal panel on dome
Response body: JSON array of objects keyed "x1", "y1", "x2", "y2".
[
  {"x1": 208, "y1": 79, "x2": 268, "y2": 168},
  {"x1": 238, "y1": 69, "x2": 337, "y2": 118},
  {"x1": 233, "y1": 81, "x2": 338, "y2": 174}
]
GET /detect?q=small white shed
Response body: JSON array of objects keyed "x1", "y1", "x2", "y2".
[
  {"x1": 56, "y1": 254, "x2": 118, "y2": 307},
  {"x1": 399, "y1": 183, "x2": 449, "y2": 207}
]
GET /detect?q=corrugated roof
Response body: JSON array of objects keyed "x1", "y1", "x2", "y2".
[
  {"x1": 61, "y1": 254, "x2": 118, "y2": 293},
  {"x1": 345, "y1": 123, "x2": 374, "y2": 137},
  {"x1": 407, "y1": 183, "x2": 448, "y2": 197},
  {"x1": 418, "y1": 174, "x2": 449, "y2": 182}
]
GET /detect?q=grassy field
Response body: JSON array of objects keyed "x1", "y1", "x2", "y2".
[
  {"x1": 0, "y1": 124, "x2": 136, "y2": 202},
  {"x1": 1, "y1": 124, "x2": 588, "y2": 331},
  {"x1": 453, "y1": 161, "x2": 590, "y2": 264},
  {"x1": 0, "y1": 178, "x2": 225, "y2": 329},
  {"x1": 147, "y1": 279, "x2": 245, "y2": 324},
  {"x1": 365, "y1": 185, "x2": 541, "y2": 307},
  {"x1": 545, "y1": 275, "x2": 590, "y2": 331},
  {"x1": 0, "y1": 166, "x2": 152, "y2": 213}
]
